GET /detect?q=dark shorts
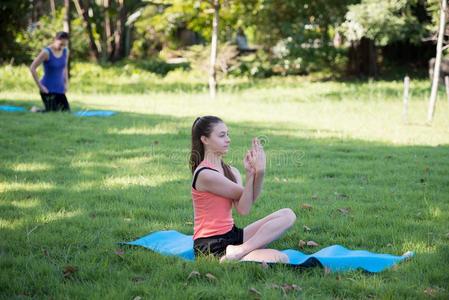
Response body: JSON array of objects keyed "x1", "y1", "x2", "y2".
[
  {"x1": 40, "y1": 92, "x2": 70, "y2": 112},
  {"x1": 194, "y1": 225, "x2": 244, "y2": 258}
]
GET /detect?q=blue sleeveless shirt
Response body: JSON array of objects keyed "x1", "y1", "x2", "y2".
[{"x1": 40, "y1": 47, "x2": 67, "y2": 94}]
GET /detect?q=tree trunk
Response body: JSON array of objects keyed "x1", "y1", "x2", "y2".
[
  {"x1": 50, "y1": 0, "x2": 56, "y2": 17},
  {"x1": 346, "y1": 37, "x2": 377, "y2": 77},
  {"x1": 63, "y1": 0, "x2": 71, "y2": 77},
  {"x1": 112, "y1": 0, "x2": 126, "y2": 61},
  {"x1": 73, "y1": 0, "x2": 100, "y2": 61},
  {"x1": 428, "y1": 0, "x2": 447, "y2": 123},
  {"x1": 367, "y1": 38, "x2": 377, "y2": 77},
  {"x1": 209, "y1": 0, "x2": 219, "y2": 99},
  {"x1": 104, "y1": 0, "x2": 113, "y2": 58}
]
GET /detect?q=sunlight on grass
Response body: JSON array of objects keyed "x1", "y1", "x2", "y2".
[
  {"x1": 11, "y1": 162, "x2": 52, "y2": 172},
  {"x1": 428, "y1": 206, "x2": 442, "y2": 219},
  {"x1": 103, "y1": 174, "x2": 182, "y2": 189},
  {"x1": 71, "y1": 181, "x2": 98, "y2": 192},
  {"x1": 108, "y1": 125, "x2": 180, "y2": 136},
  {"x1": 39, "y1": 209, "x2": 82, "y2": 223},
  {"x1": 0, "y1": 219, "x2": 24, "y2": 229},
  {"x1": 11, "y1": 199, "x2": 40, "y2": 208},
  {"x1": 401, "y1": 240, "x2": 436, "y2": 254},
  {"x1": 0, "y1": 181, "x2": 54, "y2": 193}
]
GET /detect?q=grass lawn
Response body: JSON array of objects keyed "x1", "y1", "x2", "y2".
[{"x1": 1, "y1": 64, "x2": 448, "y2": 299}]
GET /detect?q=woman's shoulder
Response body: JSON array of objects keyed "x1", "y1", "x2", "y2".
[
  {"x1": 42, "y1": 47, "x2": 50, "y2": 55},
  {"x1": 193, "y1": 162, "x2": 218, "y2": 175}
]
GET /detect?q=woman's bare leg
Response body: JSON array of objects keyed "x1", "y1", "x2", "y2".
[
  {"x1": 220, "y1": 208, "x2": 296, "y2": 262},
  {"x1": 240, "y1": 249, "x2": 289, "y2": 263}
]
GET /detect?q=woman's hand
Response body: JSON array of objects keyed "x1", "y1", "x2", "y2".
[
  {"x1": 243, "y1": 149, "x2": 256, "y2": 176},
  {"x1": 39, "y1": 84, "x2": 49, "y2": 94},
  {"x1": 252, "y1": 137, "x2": 266, "y2": 174}
]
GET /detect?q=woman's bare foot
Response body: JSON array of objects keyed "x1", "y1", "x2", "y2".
[{"x1": 219, "y1": 245, "x2": 247, "y2": 263}]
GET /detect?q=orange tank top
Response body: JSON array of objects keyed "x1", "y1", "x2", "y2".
[{"x1": 192, "y1": 159, "x2": 234, "y2": 240}]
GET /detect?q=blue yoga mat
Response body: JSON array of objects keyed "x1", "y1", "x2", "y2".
[
  {"x1": 73, "y1": 110, "x2": 117, "y2": 117},
  {"x1": 0, "y1": 105, "x2": 27, "y2": 112},
  {"x1": 121, "y1": 230, "x2": 413, "y2": 273},
  {"x1": 0, "y1": 105, "x2": 117, "y2": 117}
]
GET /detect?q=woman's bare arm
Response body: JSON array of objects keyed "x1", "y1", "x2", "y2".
[
  {"x1": 29, "y1": 50, "x2": 49, "y2": 93},
  {"x1": 195, "y1": 169, "x2": 255, "y2": 215}
]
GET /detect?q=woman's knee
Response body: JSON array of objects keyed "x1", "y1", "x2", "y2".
[{"x1": 279, "y1": 208, "x2": 296, "y2": 227}]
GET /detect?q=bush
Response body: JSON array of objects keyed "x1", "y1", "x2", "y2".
[{"x1": 14, "y1": 8, "x2": 89, "y2": 64}]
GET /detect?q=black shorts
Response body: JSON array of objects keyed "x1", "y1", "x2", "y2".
[
  {"x1": 194, "y1": 225, "x2": 244, "y2": 258},
  {"x1": 40, "y1": 92, "x2": 70, "y2": 112}
]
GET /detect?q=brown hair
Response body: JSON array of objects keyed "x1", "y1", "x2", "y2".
[
  {"x1": 55, "y1": 31, "x2": 69, "y2": 40},
  {"x1": 190, "y1": 116, "x2": 236, "y2": 183}
]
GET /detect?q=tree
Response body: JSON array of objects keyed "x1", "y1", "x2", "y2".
[
  {"x1": 0, "y1": 0, "x2": 31, "y2": 63},
  {"x1": 73, "y1": 0, "x2": 100, "y2": 60},
  {"x1": 72, "y1": 0, "x2": 146, "y2": 62},
  {"x1": 427, "y1": 0, "x2": 447, "y2": 123},
  {"x1": 209, "y1": 0, "x2": 219, "y2": 98},
  {"x1": 63, "y1": 0, "x2": 71, "y2": 77},
  {"x1": 340, "y1": 0, "x2": 425, "y2": 76}
]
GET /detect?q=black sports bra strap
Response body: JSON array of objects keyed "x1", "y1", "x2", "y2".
[{"x1": 192, "y1": 167, "x2": 219, "y2": 190}]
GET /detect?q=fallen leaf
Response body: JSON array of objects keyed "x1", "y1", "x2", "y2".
[
  {"x1": 115, "y1": 248, "x2": 125, "y2": 257},
  {"x1": 298, "y1": 240, "x2": 306, "y2": 248},
  {"x1": 424, "y1": 287, "x2": 440, "y2": 297},
  {"x1": 249, "y1": 287, "x2": 262, "y2": 297},
  {"x1": 133, "y1": 297, "x2": 142, "y2": 300},
  {"x1": 306, "y1": 240, "x2": 319, "y2": 247},
  {"x1": 260, "y1": 261, "x2": 269, "y2": 269},
  {"x1": 334, "y1": 192, "x2": 348, "y2": 199},
  {"x1": 303, "y1": 225, "x2": 311, "y2": 232},
  {"x1": 185, "y1": 221, "x2": 193, "y2": 225},
  {"x1": 63, "y1": 265, "x2": 78, "y2": 279},
  {"x1": 267, "y1": 283, "x2": 280, "y2": 289},
  {"x1": 324, "y1": 267, "x2": 331, "y2": 275},
  {"x1": 301, "y1": 204, "x2": 313, "y2": 210},
  {"x1": 282, "y1": 283, "x2": 302, "y2": 292},
  {"x1": 386, "y1": 243, "x2": 393, "y2": 247},
  {"x1": 311, "y1": 194, "x2": 319, "y2": 200},
  {"x1": 42, "y1": 249, "x2": 49, "y2": 256},
  {"x1": 337, "y1": 207, "x2": 351, "y2": 214},
  {"x1": 205, "y1": 273, "x2": 217, "y2": 281},
  {"x1": 132, "y1": 276, "x2": 145, "y2": 283},
  {"x1": 187, "y1": 270, "x2": 201, "y2": 280}
]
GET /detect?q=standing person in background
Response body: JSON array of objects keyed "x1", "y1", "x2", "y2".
[{"x1": 29, "y1": 31, "x2": 71, "y2": 112}]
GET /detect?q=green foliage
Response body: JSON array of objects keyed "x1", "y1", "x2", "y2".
[
  {"x1": 340, "y1": 0, "x2": 427, "y2": 46},
  {"x1": 14, "y1": 8, "x2": 89, "y2": 63},
  {"x1": 0, "y1": 0, "x2": 31, "y2": 63}
]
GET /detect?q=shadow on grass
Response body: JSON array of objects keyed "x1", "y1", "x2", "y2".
[{"x1": 1, "y1": 102, "x2": 449, "y2": 298}]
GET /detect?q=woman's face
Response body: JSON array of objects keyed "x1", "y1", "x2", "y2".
[
  {"x1": 53, "y1": 38, "x2": 68, "y2": 50},
  {"x1": 202, "y1": 122, "x2": 231, "y2": 155}
]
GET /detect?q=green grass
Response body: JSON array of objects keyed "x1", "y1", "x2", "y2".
[{"x1": 1, "y1": 63, "x2": 449, "y2": 299}]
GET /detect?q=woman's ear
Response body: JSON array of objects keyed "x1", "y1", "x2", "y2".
[{"x1": 200, "y1": 135, "x2": 208, "y2": 145}]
